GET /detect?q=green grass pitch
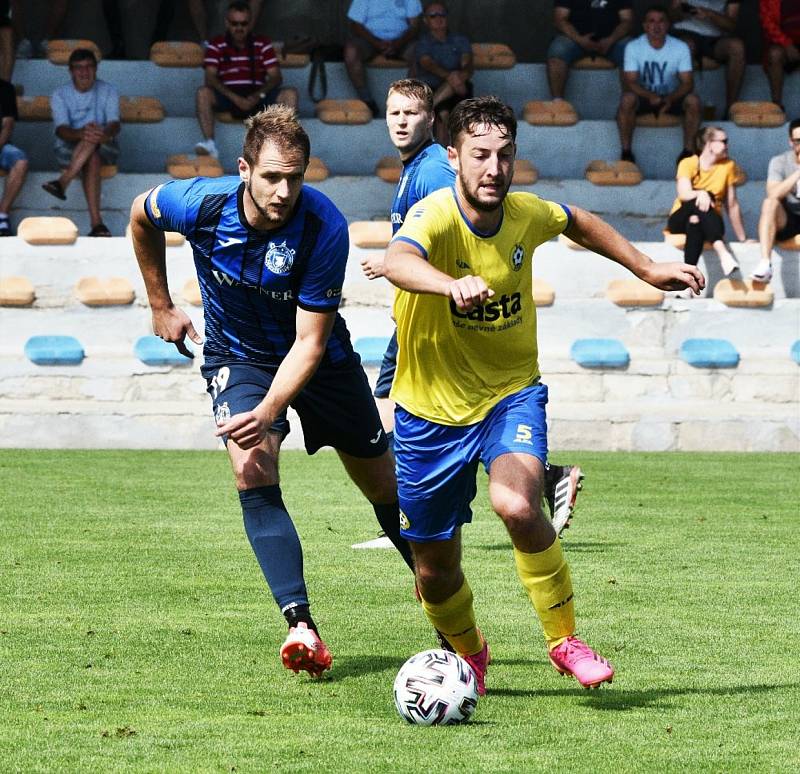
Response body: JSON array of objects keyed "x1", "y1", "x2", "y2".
[{"x1": 1, "y1": 449, "x2": 798, "y2": 772}]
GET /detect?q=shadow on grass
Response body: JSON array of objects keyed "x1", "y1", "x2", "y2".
[
  {"x1": 325, "y1": 654, "x2": 405, "y2": 680},
  {"x1": 489, "y1": 681, "x2": 799, "y2": 710},
  {"x1": 479, "y1": 541, "x2": 624, "y2": 552}
]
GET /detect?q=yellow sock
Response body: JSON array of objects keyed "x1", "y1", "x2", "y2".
[
  {"x1": 514, "y1": 538, "x2": 575, "y2": 650},
  {"x1": 420, "y1": 578, "x2": 483, "y2": 656}
]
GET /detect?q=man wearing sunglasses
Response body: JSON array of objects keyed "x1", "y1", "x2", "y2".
[
  {"x1": 753, "y1": 118, "x2": 800, "y2": 282},
  {"x1": 194, "y1": 0, "x2": 297, "y2": 159}
]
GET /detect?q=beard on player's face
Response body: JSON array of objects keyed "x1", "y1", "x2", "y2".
[
  {"x1": 457, "y1": 170, "x2": 511, "y2": 213},
  {"x1": 246, "y1": 178, "x2": 296, "y2": 227}
]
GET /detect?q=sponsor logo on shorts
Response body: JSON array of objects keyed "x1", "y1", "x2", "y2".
[
  {"x1": 369, "y1": 429, "x2": 383, "y2": 444},
  {"x1": 449, "y1": 292, "x2": 522, "y2": 322},
  {"x1": 399, "y1": 511, "x2": 411, "y2": 530},
  {"x1": 264, "y1": 240, "x2": 296, "y2": 275},
  {"x1": 390, "y1": 212, "x2": 403, "y2": 225},
  {"x1": 510, "y1": 243, "x2": 525, "y2": 271},
  {"x1": 214, "y1": 401, "x2": 231, "y2": 426},
  {"x1": 325, "y1": 286, "x2": 342, "y2": 299},
  {"x1": 513, "y1": 423, "x2": 533, "y2": 445}
]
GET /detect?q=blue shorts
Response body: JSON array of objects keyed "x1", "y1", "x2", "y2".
[
  {"x1": 395, "y1": 382, "x2": 549, "y2": 542},
  {"x1": 372, "y1": 329, "x2": 398, "y2": 399},
  {"x1": 546, "y1": 35, "x2": 628, "y2": 68},
  {"x1": 202, "y1": 360, "x2": 388, "y2": 457},
  {"x1": 0, "y1": 143, "x2": 27, "y2": 170},
  {"x1": 213, "y1": 86, "x2": 281, "y2": 116}
]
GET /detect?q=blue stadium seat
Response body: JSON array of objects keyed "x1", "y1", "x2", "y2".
[
  {"x1": 24, "y1": 335, "x2": 85, "y2": 365},
  {"x1": 679, "y1": 338, "x2": 740, "y2": 368},
  {"x1": 570, "y1": 338, "x2": 630, "y2": 368},
  {"x1": 134, "y1": 335, "x2": 193, "y2": 366},
  {"x1": 354, "y1": 336, "x2": 390, "y2": 366},
  {"x1": 791, "y1": 340, "x2": 800, "y2": 365}
]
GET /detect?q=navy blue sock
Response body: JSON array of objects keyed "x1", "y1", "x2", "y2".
[
  {"x1": 373, "y1": 501, "x2": 415, "y2": 572},
  {"x1": 239, "y1": 485, "x2": 309, "y2": 613}
]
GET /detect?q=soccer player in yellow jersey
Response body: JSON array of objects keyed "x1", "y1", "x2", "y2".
[{"x1": 383, "y1": 96, "x2": 705, "y2": 693}]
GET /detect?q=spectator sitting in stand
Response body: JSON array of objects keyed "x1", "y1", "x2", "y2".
[
  {"x1": 760, "y1": 0, "x2": 800, "y2": 111},
  {"x1": 0, "y1": 74, "x2": 28, "y2": 235},
  {"x1": 666, "y1": 124, "x2": 746, "y2": 292},
  {"x1": 751, "y1": 118, "x2": 800, "y2": 282},
  {"x1": 41, "y1": 48, "x2": 119, "y2": 237},
  {"x1": 414, "y1": 1, "x2": 472, "y2": 145},
  {"x1": 617, "y1": 5, "x2": 700, "y2": 166},
  {"x1": 546, "y1": 0, "x2": 633, "y2": 101},
  {"x1": 344, "y1": 0, "x2": 422, "y2": 117},
  {"x1": 194, "y1": 0, "x2": 296, "y2": 159},
  {"x1": 669, "y1": 0, "x2": 745, "y2": 119},
  {"x1": 152, "y1": 0, "x2": 264, "y2": 49}
]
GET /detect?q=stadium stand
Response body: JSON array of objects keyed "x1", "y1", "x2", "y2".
[
  {"x1": 17, "y1": 216, "x2": 78, "y2": 244},
  {"x1": 605, "y1": 279, "x2": 664, "y2": 307},
  {"x1": 713, "y1": 278, "x2": 775, "y2": 308},
  {"x1": 75, "y1": 277, "x2": 136, "y2": 307},
  {"x1": 585, "y1": 160, "x2": 642, "y2": 186},
  {"x1": 0, "y1": 44, "x2": 797, "y2": 452},
  {"x1": 0, "y1": 276, "x2": 35, "y2": 307},
  {"x1": 46, "y1": 39, "x2": 102, "y2": 65}
]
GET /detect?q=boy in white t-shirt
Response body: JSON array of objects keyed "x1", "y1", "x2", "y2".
[{"x1": 616, "y1": 5, "x2": 701, "y2": 166}]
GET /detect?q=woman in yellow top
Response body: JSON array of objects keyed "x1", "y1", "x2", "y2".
[{"x1": 666, "y1": 125, "x2": 747, "y2": 286}]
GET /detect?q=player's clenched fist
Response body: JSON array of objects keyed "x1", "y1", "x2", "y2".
[{"x1": 448, "y1": 275, "x2": 494, "y2": 312}]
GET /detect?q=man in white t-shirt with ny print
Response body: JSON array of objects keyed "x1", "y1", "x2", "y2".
[{"x1": 616, "y1": 4, "x2": 700, "y2": 167}]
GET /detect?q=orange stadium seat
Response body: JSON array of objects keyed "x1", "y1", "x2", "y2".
[
  {"x1": 0, "y1": 276, "x2": 36, "y2": 307},
  {"x1": 375, "y1": 156, "x2": 402, "y2": 183},
  {"x1": 573, "y1": 56, "x2": 615, "y2": 69},
  {"x1": 512, "y1": 159, "x2": 538, "y2": 185},
  {"x1": 729, "y1": 101, "x2": 786, "y2": 128},
  {"x1": 471, "y1": 43, "x2": 516, "y2": 69},
  {"x1": 17, "y1": 96, "x2": 51, "y2": 121},
  {"x1": 713, "y1": 278, "x2": 774, "y2": 308},
  {"x1": 349, "y1": 221, "x2": 392, "y2": 248},
  {"x1": 523, "y1": 100, "x2": 578, "y2": 126},
  {"x1": 304, "y1": 157, "x2": 329, "y2": 182},
  {"x1": 182, "y1": 278, "x2": 203, "y2": 306},
  {"x1": 558, "y1": 233, "x2": 585, "y2": 250},
  {"x1": 585, "y1": 160, "x2": 642, "y2": 186},
  {"x1": 150, "y1": 41, "x2": 205, "y2": 67},
  {"x1": 18, "y1": 216, "x2": 78, "y2": 245},
  {"x1": 166, "y1": 154, "x2": 224, "y2": 178},
  {"x1": 120, "y1": 96, "x2": 165, "y2": 123},
  {"x1": 279, "y1": 52, "x2": 310, "y2": 67},
  {"x1": 316, "y1": 99, "x2": 372, "y2": 124},
  {"x1": 636, "y1": 112, "x2": 680, "y2": 127},
  {"x1": 777, "y1": 234, "x2": 800, "y2": 250},
  {"x1": 46, "y1": 39, "x2": 102, "y2": 65},
  {"x1": 533, "y1": 278, "x2": 555, "y2": 306},
  {"x1": 75, "y1": 277, "x2": 136, "y2": 307},
  {"x1": 125, "y1": 224, "x2": 185, "y2": 246},
  {"x1": 606, "y1": 279, "x2": 664, "y2": 307},
  {"x1": 663, "y1": 229, "x2": 712, "y2": 250}
]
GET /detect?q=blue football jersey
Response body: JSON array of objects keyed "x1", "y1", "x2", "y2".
[
  {"x1": 390, "y1": 141, "x2": 455, "y2": 235},
  {"x1": 145, "y1": 177, "x2": 356, "y2": 368}
]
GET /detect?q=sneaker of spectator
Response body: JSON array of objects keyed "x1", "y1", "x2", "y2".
[{"x1": 194, "y1": 138, "x2": 219, "y2": 158}]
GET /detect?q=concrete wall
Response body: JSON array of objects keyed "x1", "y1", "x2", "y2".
[{"x1": 1, "y1": 237, "x2": 798, "y2": 452}]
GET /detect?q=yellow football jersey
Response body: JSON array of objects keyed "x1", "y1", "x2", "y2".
[{"x1": 390, "y1": 187, "x2": 570, "y2": 425}]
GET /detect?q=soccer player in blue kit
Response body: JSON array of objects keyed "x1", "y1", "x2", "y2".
[
  {"x1": 129, "y1": 105, "x2": 405, "y2": 678},
  {"x1": 361, "y1": 78, "x2": 584, "y2": 535}
]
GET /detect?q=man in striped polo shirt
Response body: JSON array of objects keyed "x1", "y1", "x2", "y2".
[{"x1": 195, "y1": 0, "x2": 297, "y2": 158}]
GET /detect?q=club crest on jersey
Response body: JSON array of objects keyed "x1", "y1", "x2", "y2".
[
  {"x1": 264, "y1": 240, "x2": 296, "y2": 275},
  {"x1": 510, "y1": 243, "x2": 525, "y2": 271},
  {"x1": 399, "y1": 511, "x2": 411, "y2": 530}
]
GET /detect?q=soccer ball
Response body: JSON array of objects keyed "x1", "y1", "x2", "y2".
[{"x1": 393, "y1": 649, "x2": 479, "y2": 725}]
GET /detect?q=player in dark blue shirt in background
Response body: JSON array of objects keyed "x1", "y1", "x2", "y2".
[
  {"x1": 361, "y1": 79, "x2": 585, "y2": 538},
  {"x1": 130, "y1": 105, "x2": 408, "y2": 678}
]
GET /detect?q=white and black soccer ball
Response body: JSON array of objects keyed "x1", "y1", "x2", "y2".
[{"x1": 393, "y1": 649, "x2": 479, "y2": 725}]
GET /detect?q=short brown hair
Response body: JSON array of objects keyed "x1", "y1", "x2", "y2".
[
  {"x1": 448, "y1": 96, "x2": 517, "y2": 146},
  {"x1": 243, "y1": 105, "x2": 310, "y2": 167},
  {"x1": 387, "y1": 78, "x2": 434, "y2": 113}
]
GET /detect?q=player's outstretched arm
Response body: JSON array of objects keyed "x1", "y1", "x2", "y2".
[
  {"x1": 130, "y1": 192, "x2": 203, "y2": 358},
  {"x1": 215, "y1": 308, "x2": 336, "y2": 450},
  {"x1": 383, "y1": 239, "x2": 494, "y2": 311},
  {"x1": 563, "y1": 205, "x2": 706, "y2": 294}
]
